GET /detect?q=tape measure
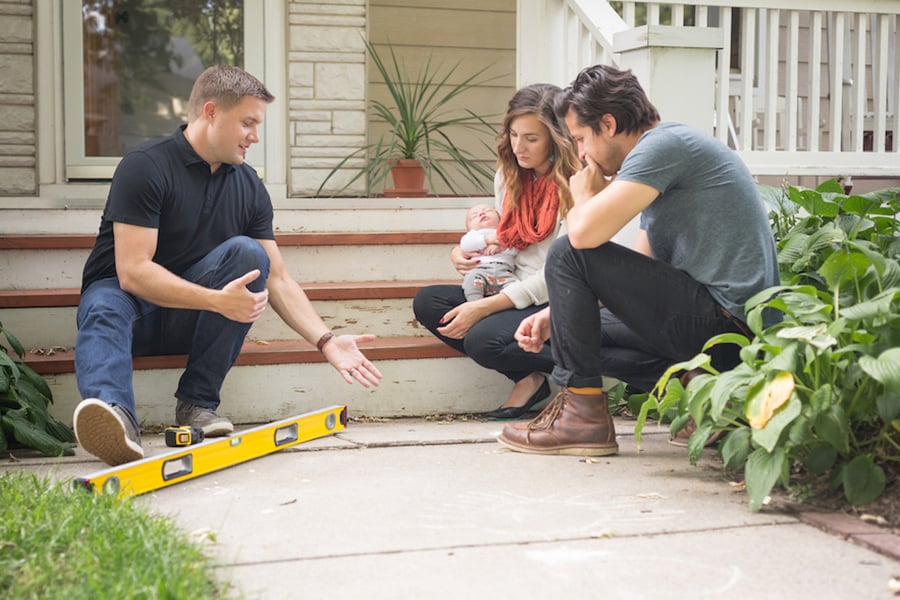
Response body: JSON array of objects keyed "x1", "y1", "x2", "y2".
[{"x1": 165, "y1": 426, "x2": 204, "y2": 447}]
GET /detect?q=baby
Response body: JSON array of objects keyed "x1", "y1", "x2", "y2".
[{"x1": 460, "y1": 203, "x2": 519, "y2": 301}]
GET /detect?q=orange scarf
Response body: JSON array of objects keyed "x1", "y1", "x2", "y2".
[{"x1": 497, "y1": 173, "x2": 560, "y2": 250}]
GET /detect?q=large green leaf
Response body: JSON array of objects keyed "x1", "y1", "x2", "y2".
[
  {"x1": 814, "y1": 403, "x2": 850, "y2": 455},
  {"x1": 875, "y1": 393, "x2": 900, "y2": 424},
  {"x1": 841, "y1": 287, "x2": 900, "y2": 320},
  {"x1": 752, "y1": 396, "x2": 801, "y2": 453},
  {"x1": 805, "y1": 442, "x2": 837, "y2": 476},
  {"x1": 819, "y1": 249, "x2": 873, "y2": 291},
  {"x1": 842, "y1": 455, "x2": 886, "y2": 506},
  {"x1": 841, "y1": 194, "x2": 889, "y2": 218},
  {"x1": 18, "y1": 362, "x2": 53, "y2": 404},
  {"x1": 745, "y1": 447, "x2": 786, "y2": 511},
  {"x1": 0, "y1": 323, "x2": 25, "y2": 358},
  {"x1": 0, "y1": 351, "x2": 21, "y2": 383},
  {"x1": 720, "y1": 427, "x2": 752, "y2": 471},
  {"x1": 815, "y1": 178, "x2": 846, "y2": 194},
  {"x1": 858, "y1": 348, "x2": 900, "y2": 393},
  {"x1": 2, "y1": 411, "x2": 75, "y2": 457}
]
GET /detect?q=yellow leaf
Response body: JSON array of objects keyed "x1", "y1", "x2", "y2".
[{"x1": 746, "y1": 371, "x2": 795, "y2": 429}]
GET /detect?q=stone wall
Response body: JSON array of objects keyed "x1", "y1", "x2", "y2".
[
  {"x1": 0, "y1": 0, "x2": 36, "y2": 196},
  {"x1": 287, "y1": 0, "x2": 367, "y2": 197}
]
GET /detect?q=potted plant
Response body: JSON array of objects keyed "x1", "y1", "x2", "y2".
[{"x1": 317, "y1": 39, "x2": 499, "y2": 197}]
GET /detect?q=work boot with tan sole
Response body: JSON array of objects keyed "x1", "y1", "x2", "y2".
[{"x1": 497, "y1": 388, "x2": 618, "y2": 456}]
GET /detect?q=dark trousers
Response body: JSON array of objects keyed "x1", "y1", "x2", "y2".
[
  {"x1": 546, "y1": 236, "x2": 745, "y2": 392},
  {"x1": 413, "y1": 285, "x2": 554, "y2": 383}
]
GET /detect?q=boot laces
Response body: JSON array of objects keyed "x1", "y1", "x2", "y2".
[{"x1": 528, "y1": 391, "x2": 567, "y2": 431}]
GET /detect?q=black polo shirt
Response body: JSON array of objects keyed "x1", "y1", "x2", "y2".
[{"x1": 81, "y1": 126, "x2": 275, "y2": 292}]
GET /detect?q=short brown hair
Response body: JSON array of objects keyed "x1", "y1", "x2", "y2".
[{"x1": 187, "y1": 65, "x2": 274, "y2": 120}]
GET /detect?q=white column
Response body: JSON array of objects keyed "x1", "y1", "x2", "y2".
[{"x1": 614, "y1": 25, "x2": 724, "y2": 134}]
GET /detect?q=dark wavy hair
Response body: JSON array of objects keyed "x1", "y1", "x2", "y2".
[
  {"x1": 555, "y1": 64, "x2": 659, "y2": 136},
  {"x1": 495, "y1": 84, "x2": 580, "y2": 218}
]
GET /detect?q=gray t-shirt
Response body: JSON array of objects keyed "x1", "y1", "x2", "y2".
[{"x1": 619, "y1": 122, "x2": 779, "y2": 323}]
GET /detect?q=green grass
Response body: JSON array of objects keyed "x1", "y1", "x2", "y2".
[{"x1": 0, "y1": 471, "x2": 229, "y2": 599}]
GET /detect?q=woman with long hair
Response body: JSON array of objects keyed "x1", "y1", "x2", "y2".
[{"x1": 413, "y1": 83, "x2": 580, "y2": 418}]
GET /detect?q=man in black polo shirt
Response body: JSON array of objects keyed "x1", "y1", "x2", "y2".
[{"x1": 73, "y1": 65, "x2": 382, "y2": 466}]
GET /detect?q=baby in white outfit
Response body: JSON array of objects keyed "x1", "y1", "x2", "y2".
[{"x1": 459, "y1": 203, "x2": 519, "y2": 301}]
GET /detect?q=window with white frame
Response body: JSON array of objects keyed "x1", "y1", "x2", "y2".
[{"x1": 62, "y1": 0, "x2": 267, "y2": 180}]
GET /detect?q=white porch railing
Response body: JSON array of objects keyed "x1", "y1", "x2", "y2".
[{"x1": 522, "y1": 0, "x2": 900, "y2": 178}]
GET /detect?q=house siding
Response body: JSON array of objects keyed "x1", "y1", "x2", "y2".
[
  {"x1": 0, "y1": 0, "x2": 36, "y2": 196},
  {"x1": 287, "y1": 0, "x2": 368, "y2": 196}
]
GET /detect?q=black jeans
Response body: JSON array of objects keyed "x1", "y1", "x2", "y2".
[
  {"x1": 546, "y1": 236, "x2": 745, "y2": 392},
  {"x1": 413, "y1": 285, "x2": 554, "y2": 383}
]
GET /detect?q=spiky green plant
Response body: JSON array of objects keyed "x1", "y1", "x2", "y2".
[{"x1": 317, "y1": 39, "x2": 498, "y2": 197}]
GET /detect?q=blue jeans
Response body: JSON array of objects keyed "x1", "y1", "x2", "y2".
[
  {"x1": 546, "y1": 236, "x2": 745, "y2": 392},
  {"x1": 413, "y1": 284, "x2": 554, "y2": 383},
  {"x1": 75, "y1": 236, "x2": 270, "y2": 424}
]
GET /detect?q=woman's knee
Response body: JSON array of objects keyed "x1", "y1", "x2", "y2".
[
  {"x1": 462, "y1": 323, "x2": 505, "y2": 364},
  {"x1": 413, "y1": 285, "x2": 460, "y2": 329}
]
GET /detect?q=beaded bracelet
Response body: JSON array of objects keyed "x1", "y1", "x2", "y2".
[{"x1": 316, "y1": 331, "x2": 335, "y2": 352}]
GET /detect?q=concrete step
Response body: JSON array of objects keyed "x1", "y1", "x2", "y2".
[
  {"x1": 0, "y1": 197, "x2": 507, "y2": 422},
  {"x1": 0, "y1": 196, "x2": 485, "y2": 234},
  {"x1": 0, "y1": 231, "x2": 463, "y2": 288},
  {"x1": 23, "y1": 339, "x2": 510, "y2": 427},
  {"x1": 0, "y1": 280, "x2": 453, "y2": 348}
]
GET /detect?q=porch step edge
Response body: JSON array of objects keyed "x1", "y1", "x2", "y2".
[
  {"x1": 0, "y1": 280, "x2": 460, "y2": 308},
  {"x1": 24, "y1": 336, "x2": 462, "y2": 375},
  {"x1": 0, "y1": 231, "x2": 463, "y2": 250}
]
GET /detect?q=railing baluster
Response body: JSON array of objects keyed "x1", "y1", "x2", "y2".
[
  {"x1": 809, "y1": 11, "x2": 823, "y2": 152},
  {"x1": 647, "y1": 3, "x2": 660, "y2": 26},
  {"x1": 740, "y1": 8, "x2": 757, "y2": 151},
  {"x1": 830, "y1": 12, "x2": 845, "y2": 152},
  {"x1": 893, "y1": 16, "x2": 900, "y2": 152},
  {"x1": 623, "y1": 2, "x2": 636, "y2": 28},
  {"x1": 786, "y1": 11, "x2": 800, "y2": 151},
  {"x1": 852, "y1": 13, "x2": 867, "y2": 152},
  {"x1": 697, "y1": 5, "x2": 709, "y2": 27},
  {"x1": 765, "y1": 9, "x2": 780, "y2": 151},
  {"x1": 872, "y1": 14, "x2": 889, "y2": 153},
  {"x1": 716, "y1": 6, "x2": 733, "y2": 146}
]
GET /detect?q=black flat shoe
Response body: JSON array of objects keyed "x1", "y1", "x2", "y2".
[{"x1": 485, "y1": 378, "x2": 551, "y2": 420}]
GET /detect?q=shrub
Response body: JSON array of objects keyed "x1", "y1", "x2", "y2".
[
  {"x1": 636, "y1": 180, "x2": 900, "y2": 510},
  {"x1": 0, "y1": 320, "x2": 75, "y2": 456}
]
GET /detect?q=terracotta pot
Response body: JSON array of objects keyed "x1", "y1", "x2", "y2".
[{"x1": 384, "y1": 158, "x2": 428, "y2": 197}]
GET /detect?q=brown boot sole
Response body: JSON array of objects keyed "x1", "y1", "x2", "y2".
[{"x1": 497, "y1": 434, "x2": 619, "y2": 456}]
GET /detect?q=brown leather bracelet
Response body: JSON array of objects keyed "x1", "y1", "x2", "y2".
[{"x1": 316, "y1": 331, "x2": 335, "y2": 352}]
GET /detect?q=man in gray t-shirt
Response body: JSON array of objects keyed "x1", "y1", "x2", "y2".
[{"x1": 498, "y1": 64, "x2": 779, "y2": 458}]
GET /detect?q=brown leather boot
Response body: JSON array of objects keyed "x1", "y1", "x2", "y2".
[{"x1": 497, "y1": 388, "x2": 618, "y2": 456}]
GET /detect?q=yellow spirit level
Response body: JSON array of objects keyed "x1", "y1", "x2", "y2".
[{"x1": 75, "y1": 405, "x2": 347, "y2": 499}]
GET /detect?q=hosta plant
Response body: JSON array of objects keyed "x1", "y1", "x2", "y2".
[
  {"x1": 0, "y1": 320, "x2": 75, "y2": 456},
  {"x1": 635, "y1": 180, "x2": 899, "y2": 510}
]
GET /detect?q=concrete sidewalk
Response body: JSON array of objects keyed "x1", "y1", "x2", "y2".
[{"x1": 5, "y1": 416, "x2": 899, "y2": 599}]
